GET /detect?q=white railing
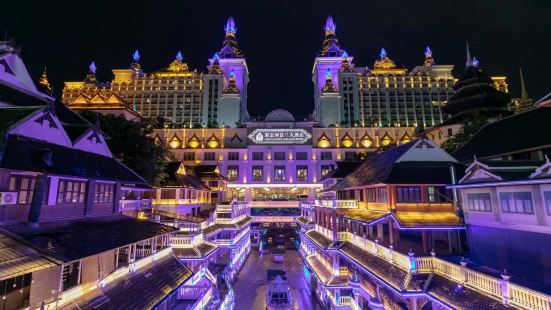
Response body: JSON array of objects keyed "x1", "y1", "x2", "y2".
[
  {"x1": 314, "y1": 224, "x2": 334, "y2": 241},
  {"x1": 171, "y1": 233, "x2": 203, "y2": 247},
  {"x1": 300, "y1": 202, "x2": 315, "y2": 209},
  {"x1": 252, "y1": 216, "x2": 296, "y2": 223},
  {"x1": 248, "y1": 201, "x2": 301, "y2": 208},
  {"x1": 316, "y1": 199, "x2": 358, "y2": 209},
  {"x1": 120, "y1": 199, "x2": 152, "y2": 210},
  {"x1": 414, "y1": 255, "x2": 551, "y2": 310}
]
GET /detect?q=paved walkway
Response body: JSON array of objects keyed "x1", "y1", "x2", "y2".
[{"x1": 233, "y1": 248, "x2": 320, "y2": 310}]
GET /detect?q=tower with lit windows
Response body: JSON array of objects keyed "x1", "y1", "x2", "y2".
[{"x1": 203, "y1": 17, "x2": 250, "y2": 127}]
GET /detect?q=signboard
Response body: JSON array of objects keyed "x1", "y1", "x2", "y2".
[{"x1": 247, "y1": 128, "x2": 312, "y2": 145}]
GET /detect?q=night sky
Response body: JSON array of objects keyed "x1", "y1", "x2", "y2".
[{"x1": 2, "y1": 0, "x2": 550, "y2": 118}]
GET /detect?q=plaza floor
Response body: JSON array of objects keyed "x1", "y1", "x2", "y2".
[{"x1": 233, "y1": 247, "x2": 321, "y2": 310}]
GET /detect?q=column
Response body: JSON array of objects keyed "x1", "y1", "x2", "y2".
[{"x1": 376, "y1": 223, "x2": 384, "y2": 242}]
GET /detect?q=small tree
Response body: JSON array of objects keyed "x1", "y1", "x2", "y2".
[
  {"x1": 441, "y1": 112, "x2": 489, "y2": 153},
  {"x1": 79, "y1": 111, "x2": 168, "y2": 186}
]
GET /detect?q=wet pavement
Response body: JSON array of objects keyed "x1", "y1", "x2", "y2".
[{"x1": 233, "y1": 247, "x2": 321, "y2": 310}]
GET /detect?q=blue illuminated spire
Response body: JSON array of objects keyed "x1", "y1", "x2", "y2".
[
  {"x1": 224, "y1": 17, "x2": 237, "y2": 34},
  {"x1": 229, "y1": 69, "x2": 236, "y2": 78},
  {"x1": 213, "y1": 52, "x2": 220, "y2": 61},
  {"x1": 324, "y1": 15, "x2": 336, "y2": 33},
  {"x1": 176, "y1": 51, "x2": 183, "y2": 61},
  {"x1": 89, "y1": 61, "x2": 97, "y2": 73},
  {"x1": 380, "y1": 48, "x2": 387, "y2": 59},
  {"x1": 325, "y1": 69, "x2": 331, "y2": 78},
  {"x1": 472, "y1": 57, "x2": 479, "y2": 67},
  {"x1": 133, "y1": 50, "x2": 140, "y2": 62},
  {"x1": 425, "y1": 46, "x2": 432, "y2": 57},
  {"x1": 341, "y1": 50, "x2": 348, "y2": 58}
]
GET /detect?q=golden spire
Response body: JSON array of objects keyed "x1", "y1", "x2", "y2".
[
  {"x1": 322, "y1": 70, "x2": 338, "y2": 93},
  {"x1": 223, "y1": 70, "x2": 239, "y2": 94},
  {"x1": 38, "y1": 67, "x2": 52, "y2": 93},
  {"x1": 209, "y1": 53, "x2": 223, "y2": 74},
  {"x1": 339, "y1": 50, "x2": 353, "y2": 72}
]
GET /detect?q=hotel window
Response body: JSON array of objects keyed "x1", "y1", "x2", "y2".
[
  {"x1": 274, "y1": 166, "x2": 286, "y2": 181},
  {"x1": 62, "y1": 260, "x2": 81, "y2": 291},
  {"x1": 428, "y1": 186, "x2": 452, "y2": 203},
  {"x1": 544, "y1": 192, "x2": 551, "y2": 215},
  {"x1": 57, "y1": 180, "x2": 87, "y2": 204},
  {"x1": 183, "y1": 152, "x2": 195, "y2": 161},
  {"x1": 274, "y1": 152, "x2": 286, "y2": 161},
  {"x1": 252, "y1": 152, "x2": 264, "y2": 161},
  {"x1": 345, "y1": 152, "x2": 356, "y2": 161},
  {"x1": 94, "y1": 183, "x2": 114, "y2": 203},
  {"x1": 367, "y1": 187, "x2": 387, "y2": 202},
  {"x1": 296, "y1": 166, "x2": 308, "y2": 181},
  {"x1": 252, "y1": 166, "x2": 264, "y2": 181},
  {"x1": 228, "y1": 152, "x2": 240, "y2": 161},
  {"x1": 320, "y1": 152, "x2": 332, "y2": 160},
  {"x1": 296, "y1": 152, "x2": 308, "y2": 160},
  {"x1": 467, "y1": 193, "x2": 492, "y2": 212},
  {"x1": 321, "y1": 165, "x2": 332, "y2": 178},
  {"x1": 160, "y1": 189, "x2": 176, "y2": 199},
  {"x1": 8, "y1": 175, "x2": 48, "y2": 204},
  {"x1": 204, "y1": 152, "x2": 216, "y2": 161},
  {"x1": 499, "y1": 192, "x2": 533, "y2": 214},
  {"x1": 208, "y1": 181, "x2": 218, "y2": 188},
  {"x1": 227, "y1": 166, "x2": 239, "y2": 181},
  {"x1": 396, "y1": 186, "x2": 421, "y2": 203}
]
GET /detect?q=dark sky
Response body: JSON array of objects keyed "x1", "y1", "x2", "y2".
[{"x1": 3, "y1": 0, "x2": 550, "y2": 118}]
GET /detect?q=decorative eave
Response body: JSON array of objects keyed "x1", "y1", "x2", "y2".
[
  {"x1": 458, "y1": 157, "x2": 503, "y2": 184},
  {"x1": 530, "y1": 155, "x2": 551, "y2": 179}
]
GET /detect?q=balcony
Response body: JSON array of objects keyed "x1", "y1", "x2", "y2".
[
  {"x1": 120, "y1": 199, "x2": 152, "y2": 211},
  {"x1": 315, "y1": 199, "x2": 358, "y2": 209}
]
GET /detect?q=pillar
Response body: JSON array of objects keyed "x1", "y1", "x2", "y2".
[
  {"x1": 376, "y1": 223, "x2": 384, "y2": 242},
  {"x1": 388, "y1": 219, "x2": 394, "y2": 245},
  {"x1": 244, "y1": 189, "x2": 252, "y2": 202},
  {"x1": 332, "y1": 252, "x2": 340, "y2": 276}
]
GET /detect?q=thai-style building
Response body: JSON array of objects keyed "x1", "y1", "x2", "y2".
[
  {"x1": 451, "y1": 158, "x2": 551, "y2": 295},
  {"x1": 298, "y1": 138, "x2": 551, "y2": 309}
]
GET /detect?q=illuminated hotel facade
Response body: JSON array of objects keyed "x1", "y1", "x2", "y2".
[
  {"x1": 313, "y1": 16, "x2": 508, "y2": 128},
  {"x1": 62, "y1": 17, "x2": 249, "y2": 128},
  {"x1": 154, "y1": 108, "x2": 415, "y2": 201}
]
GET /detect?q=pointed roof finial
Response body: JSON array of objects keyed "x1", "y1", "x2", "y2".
[
  {"x1": 213, "y1": 52, "x2": 220, "y2": 62},
  {"x1": 341, "y1": 50, "x2": 348, "y2": 58},
  {"x1": 223, "y1": 69, "x2": 239, "y2": 94},
  {"x1": 324, "y1": 15, "x2": 336, "y2": 33},
  {"x1": 229, "y1": 69, "x2": 236, "y2": 78},
  {"x1": 322, "y1": 69, "x2": 337, "y2": 93},
  {"x1": 133, "y1": 50, "x2": 140, "y2": 62},
  {"x1": 425, "y1": 46, "x2": 432, "y2": 57},
  {"x1": 472, "y1": 56, "x2": 479, "y2": 67},
  {"x1": 519, "y1": 67, "x2": 528, "y2": 100},
  {"x1": 466, "y1": 41, "x2": 473, "y2": 67},
  {"x1": 380, "y1": 48, "x2": 387, "y2": 59},
  {"x1": 89, "y1": 61, "x2": 97, "y2": 73},
  {"x1": 175, "y1": 51, "x2": 183, "y2": 62},
  {"x1": 225, "y1": 17, "x2": 237, "y2": 35},
  {"x1": 38, "y1": 66, "x2": 52, "y2": 94}
]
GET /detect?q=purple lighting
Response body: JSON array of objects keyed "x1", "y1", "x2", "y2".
[
  {"x1": 133, "y1": 50, "x2": 140, "y2": 62},
  {"x1": 324, "y1": 15, "x2": 336, "y2": 32},
  {"x1": 89, "y1": 61, "x2": 97, "y2": 73},
  {"x1": 225, "y1": 16, "x2": 237, "y2": 34},
  {"x1": 380, "y1": 48, "x2": 387, "y2": 59},
  {"x1": 175, "y1": 51, "x2": 183, "y2": 61}
]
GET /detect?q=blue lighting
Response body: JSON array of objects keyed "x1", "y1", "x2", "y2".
[
  {"x1": 341, "y1": 50, "x2": 348, "y2": 58},
  {"x1": 324, "y1": 15, "x2": 336, "y2": 32},
  {"x1": 89, "y1": 61, "x2": 97, "y2": 73},
  {"x1": 325, "y1": 70, "x2": 331, "y2": 78},
  {"x1": 225, "y1": 17, "x2": 237, "y2": 34},
  {"x1": 176, "y1": 51, "x2": 183, "y2": 61},
  {"x1": 133, "y1": 50, "x2": 140, "y2": 62},
  {"x1": 425, "y1": 46, "x2": 432, "y2": 56},
  {"x1": 473, "y1": 56, "x2": 479, "y2": 67},
  {"x1": 380, "y1": 48, "x2": 387, "y2": 59},
  {"x1": 230, "y1": 70, "x2": 236, "y2": 78},
  {"x1": 213, "y1": 52, "x2": 220, "y2": 61}
]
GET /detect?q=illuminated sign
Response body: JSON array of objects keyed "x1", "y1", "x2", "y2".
[{"x1": 248, "y1": 128, "x2": 312, "y2": 145}]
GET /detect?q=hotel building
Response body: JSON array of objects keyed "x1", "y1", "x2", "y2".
[
  {"x1": 62, "y1": 17, "x2": 249, "y2": 128},
  {"x1": 313, "y1": 16, "x2": 509, "y2": 128}
]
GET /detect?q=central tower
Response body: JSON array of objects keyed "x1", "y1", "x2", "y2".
[{"x1": 203, "y1": 17, "x2": 250, "y2": 127}]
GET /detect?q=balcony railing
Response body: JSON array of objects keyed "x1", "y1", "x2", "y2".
[
  {"x1": 120, "y1": 199, "x2": 152, "y2": 211},
  {"x1": 315, "y1": 199, "x2": 358, "y2": 209},
  {"x1": 171, "y1": 233, "x2": 204, "y2": 247}
]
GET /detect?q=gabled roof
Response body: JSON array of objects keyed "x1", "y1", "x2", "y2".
[
  {"x1": 0, "y1": 232, "x2": 57, "y2": 281},
  {"x1": 457, "y1": 159, "x2": 545, "y2": 185},
  {"x1": 0, "y1": 135, "x2": 148, "y2": 185},
  {"x1": 185, "y1": 165, "x2": 228, "y2": 181},
  {"x1": 62, "y1": 254, "x2": 192, "y2": 310},
  {"x1": 162, "y1": 162, "x2": 210, "y2": 190},
  {"x1": 0, "y1": 106, "x2": 42, "y2": 139},
  {"x1": 331, "y1": 139, "x2": 460, "y2": 191},
  {"x1": 321, "y1": 161, "x2": 363, "y2": 181},
  {"x1": 453, "y1": 107, "x2": 551, "y2": 161},
  {"x1": 0, "y1": 215, "x2": 177, "y2": 262}
]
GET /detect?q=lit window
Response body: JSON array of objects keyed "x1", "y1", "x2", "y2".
[
  {"x1": 318, "y1": 136, "x2": 331, "y2": 148},
  {"x1": 252, "y1": 166, "x2": 264, "y2": 181},
  {"x1": 381, "y1": 135, "x2": 392, "y2": 146},
  {"x1": 467, "y1": 193, "x2": 492, "y2": 212},
  {"x1": 341, "y1": 134, "x2": 354, "y2": 148},
  {"x1": 188, "y1": 135, "x2": 200, "y2": 148},
  {"x1": 274, "y1": 166, "x2": 286, "y2": 181},
  {"x1": 296, "y1": 166, "x2": 308, "y2": 181},
  {"x1": 361, "y1": 138, "x2": 373, "y2": 148},
  {"x1": 544, "y1": 192, "x2": 551, "y2": 215},
  {"x1": 207, "y1": 135, "x2": 219, "y2": 148},
  {"x1": 227, "y1": 166, "x2": 239, "y2": 181},
  {"x1": 500, "y1": 192, "x2": 533, "y2": 214},
  {"x1": 321, "y1": 165, "x2": 331, "y2": 178}
]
